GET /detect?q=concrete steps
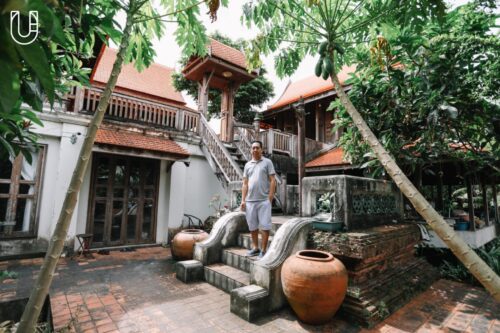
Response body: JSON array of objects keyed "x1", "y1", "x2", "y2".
[
  {"x1": 237, "y1": 233, "x2": 273, "y2": 250},
  {"x1": 222, "y1": 247, "x2": 260, "y2": 273},
  {"x1": 204, "y1": 263, "x2": 250, "y2": 293}
]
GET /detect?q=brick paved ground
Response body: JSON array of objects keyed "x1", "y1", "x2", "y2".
[{"x1": 0, "y1": 246, "x2": 498, "y2": 333}]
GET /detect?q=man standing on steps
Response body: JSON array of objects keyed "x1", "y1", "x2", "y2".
[{"x1": 240, "y1": 140, "x2": 276, "y2": 259}]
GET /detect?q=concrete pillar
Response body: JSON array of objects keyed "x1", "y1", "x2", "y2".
[
  {"x1": 166, "y1": 162, "x2": 187, "y2": 240},
  {"x1": 156, "y1": 160, "x2": 172, "y2": 243},
  {"x1": 253, "y1": 113, "x2": 261, "y2": 135}
]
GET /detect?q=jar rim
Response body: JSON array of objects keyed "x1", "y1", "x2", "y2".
[
  {"x1": 295, "y1": 250, "x2": 334, "y2": 262},
  {"x1": 181, "y1": 229, "x2": 206, "y2": 234}
]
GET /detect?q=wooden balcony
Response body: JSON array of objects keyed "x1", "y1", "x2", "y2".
[{"x1": 64, "y1": 86, "x2": 200, "y2": 133}]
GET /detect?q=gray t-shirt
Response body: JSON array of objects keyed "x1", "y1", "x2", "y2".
[{"x1": 243, "y1": 157, "x2": 276, "y2": 202}]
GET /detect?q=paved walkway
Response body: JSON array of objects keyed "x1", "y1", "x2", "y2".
[{"x1": 0, "y1": 247, "x2": 498, "y2": 333}]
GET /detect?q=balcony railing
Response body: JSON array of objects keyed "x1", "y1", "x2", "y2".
[{"x1": 65, "y1": 86, "x2": 199, "y2": 133}]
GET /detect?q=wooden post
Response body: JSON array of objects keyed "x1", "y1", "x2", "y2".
[
  {"x1": 281, "y1": 174, "x2": 287, "y2": 214},
  {"x1": 492, "y1": 184, "x2": 499, "y2": 223},
  {"x1": 437, "y1": 171, "x2": 444, "y2": 213},
  {"x1": 481, "y1": 181, "x2": 490, "y2": 226},
  {"x1": 176, "y1": 110, "x2": 185, "y2": 131},
  {"x1": 220, "y1": 89, "x2": 229, "y2": 142},
  {"x1": 74, "y1": 86, "x2": 85, "y2": 113},
  {"x1": 295, "y1": 99, "x2": 306, "y2": 217},
  {"x1": 226, "y1": 83, "x2": 239, "y2": 143},
  {"x1": 198, "y1": 72, "x2": 213, "y2": 117},
  {"x1": 466, "y1": 177, "x2": 476, "y2": 231},
  {"x1": 267, "y1": 129, "x2": 274, "y2": 155},
  {"x1": 315, "y1": 103, "x2": 324, "y2": 142}
]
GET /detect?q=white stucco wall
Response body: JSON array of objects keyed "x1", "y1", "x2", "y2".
[
  {"x1": 183, "y1": 155, "x2": 228, "y2": 222},
  {"x1": 28, "y1": 113, "x2": 229, "y2": 248},
  {"x1": 160, "y1": 142, "x2": 228, "y2": 242},
  {"x1": 34, "y1": 116, "x2": 90, "y2": 247}
]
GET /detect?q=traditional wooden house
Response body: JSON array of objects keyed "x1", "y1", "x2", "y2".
[{"x1": 0, "y1": 44, "x2": 234, "y2": 257}]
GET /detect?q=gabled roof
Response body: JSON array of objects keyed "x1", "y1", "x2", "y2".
[
  {"x1": 208, "y1": 38, "x2": 248, "y2": 70},
  {"x1": 91, "y1": 47, "x2": 185, "y2": 105},
  {"x1": 95, "y1": 128, "x2": 190, "y2": 157},
  {"x1": 268, "y1": 65, "x2": 356, "y2": 111},
  {"x1": 305, "y1": 147, "x2": 349, "y2": 168}
]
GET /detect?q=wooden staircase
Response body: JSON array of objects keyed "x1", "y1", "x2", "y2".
[{"x1": 199, "y1": 114, "x2": 284, "y2": 213}]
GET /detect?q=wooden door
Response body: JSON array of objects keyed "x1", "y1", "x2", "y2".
[{"x1": 88, "y1": 153, "x2": 159, "y2": 247}]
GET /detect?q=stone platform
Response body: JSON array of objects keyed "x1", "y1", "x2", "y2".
[{"x1": 310, "y1": 223, "x2": 439, "y2": 328}]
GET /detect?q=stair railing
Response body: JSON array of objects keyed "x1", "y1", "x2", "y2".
[
  {"x1": 233, "y1": 122, "x2": 253, "y2": 161},
  {"x1": 199, "y1": 114, "x2": 243, "y2": 182}
]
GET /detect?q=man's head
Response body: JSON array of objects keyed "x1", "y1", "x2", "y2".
[{"x1": 251, "y1": 140, "x2": 263, "y2": 160}]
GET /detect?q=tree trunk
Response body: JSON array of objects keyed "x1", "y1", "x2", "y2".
[
  {"x1": 16, "y1": 4, "x2": 138, "y2": 332},
  {"x1": 329, "y1": 67, "x2": 500, "y2": 301}
]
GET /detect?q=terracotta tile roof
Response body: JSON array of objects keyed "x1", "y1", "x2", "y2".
[
  {"x1": 95, "y1": 128, "x2": 190, "y2": 157},
  {"x1": 91, "y1": 47, "x2": 185, "y2": 105},
  {"x1": 208, "y1": 38, "x2": 247, "y2": 70},
  {"x1": 305, "y1": 147, "x2": 350, "y2": 168},
  {"x1": 268, "y1": 65, "x2": 356, "y2": 111}
]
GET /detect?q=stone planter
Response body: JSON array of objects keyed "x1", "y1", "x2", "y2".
[
  {"x1": 281, "y1": 250, "x2": 348, "y2": 325},
  {"x1": 171, "y1": 229, "x2": 209, "y2": 260}
]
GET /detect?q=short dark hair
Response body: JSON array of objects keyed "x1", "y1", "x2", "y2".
[{"x1": 251, "y1": 140, "x2": 263, "y2": 148}]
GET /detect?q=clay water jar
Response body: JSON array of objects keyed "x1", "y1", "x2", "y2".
[
  {"x1": 171, "y1": 229, "x2": 209, "y2": 260},
  {"x1": 281, "y1": 250, "x2": 348, "y2": 325}
]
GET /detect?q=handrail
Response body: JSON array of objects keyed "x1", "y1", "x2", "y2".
[
  {"x1": 199, "y1": 115, "x2": 243, "y2": 182},
  {"x1": 233, "y1": 120, "x2": 255, "y2": 129},
  {"x1": 233, "y1": 125, "x2": 252, "y2": 161}
]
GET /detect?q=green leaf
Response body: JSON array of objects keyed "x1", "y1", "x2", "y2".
[
  {"x1": 14, "y1": 40, "x2": 54, "y2": 104},
  {"x1": 0, "y1": 59, "x2": 20, "y2": 113},
  {"x1": 0, "y1": 135, "x2": 16, "y2": 158}
]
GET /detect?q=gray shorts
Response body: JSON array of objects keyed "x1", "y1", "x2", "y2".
[{"x1": 246, "y1": 200, "x2": 272, "y2": 231}]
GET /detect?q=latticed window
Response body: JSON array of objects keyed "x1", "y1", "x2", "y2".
[{"x1": 0, "y1": 148, "x2": 44, "y2": 238}]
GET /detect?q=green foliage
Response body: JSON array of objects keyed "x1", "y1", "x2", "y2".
[
  {"x1": 440, "y1": 237, "x2": 500, "y2": 286},
  {"x1": 334, "y1": 1, "x2": 500, "y2": 177},
  {"x1": 243, "y1": 0, "x2": 446, "y2": 78},
  {"x1": 0, "y1": 0, "x2": 122, "y2": 161},
  {"x1": 172, "y1": 32, "x2": 274, "y2": 123}
]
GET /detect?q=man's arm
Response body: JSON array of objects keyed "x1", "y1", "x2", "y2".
[
  {"x1": 268, "y1": 174, "x2": 276, "y2": 203},
  {"x1": 240, "y1": 177, "x2": 248, "y2": 211}
]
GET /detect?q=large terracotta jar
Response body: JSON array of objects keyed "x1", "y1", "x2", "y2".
[
  {"x1": 171, "y1": 229, "x2": 209, "y2": 260},
  {"x1": 281, "y1": 250, "x2": 348, "y2": 325}
]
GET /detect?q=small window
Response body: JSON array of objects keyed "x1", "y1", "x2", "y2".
[{"x1": 0, "y1": 148, "x2": 44, "y2": 238}]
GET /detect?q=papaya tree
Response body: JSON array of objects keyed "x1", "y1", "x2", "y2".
[
  {"x1": 17, "y1": 0, "x2": 225, "y2": 331},
  {"x1": 243, "y1": 0, "x2": 500, "y2": 300}
]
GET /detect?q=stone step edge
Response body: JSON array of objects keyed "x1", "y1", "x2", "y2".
[
  {"x1": 222, "y1": 247, "x2": 257, "y2": 273},
  {"x1": 204, "y1": 264, "x2": 250, "y2": 293}
]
